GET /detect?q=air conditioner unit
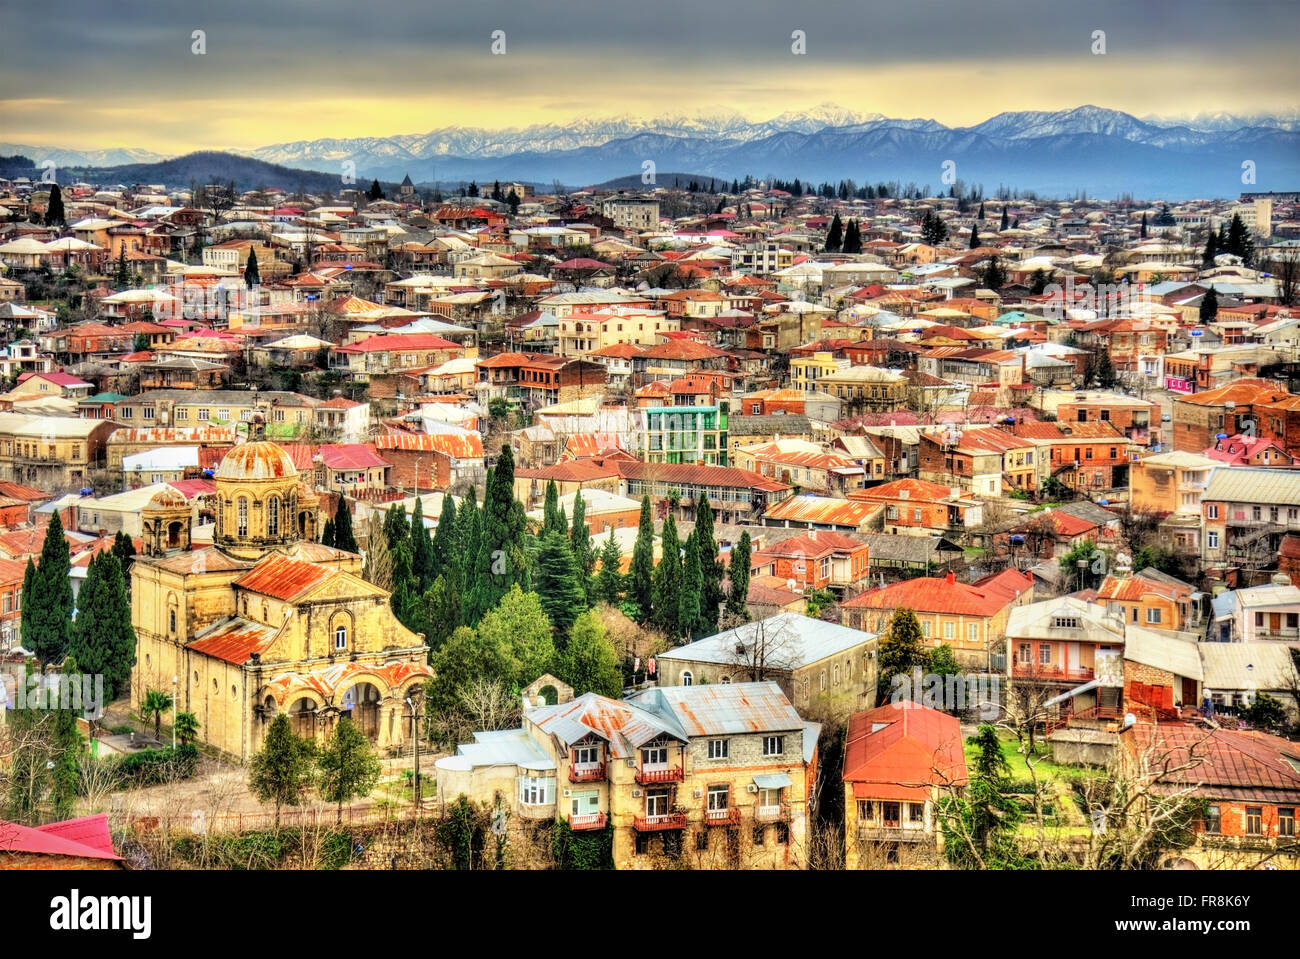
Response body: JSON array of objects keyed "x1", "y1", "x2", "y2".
[
  {"x1": 746, "y1": 784, "x2": 759, "y2": 794},
  {"x1": 562, "y1": 789, "x2": 571, "y2": 798},
  {"x1": 631, "y1": 788, "x2": 643, "y2": 798},
  {"x1": 627, "y1": 758, "x2": 636, "y2": 768},
  {"x1": 692, "y1": 788, "x2": 703, "y2": 799}
]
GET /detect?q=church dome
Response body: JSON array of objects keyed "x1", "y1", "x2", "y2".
[{"x1": 215, "y1": 441, "x2": 298, "y2": 482}]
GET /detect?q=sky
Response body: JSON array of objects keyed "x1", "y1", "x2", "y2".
[{"x1": 3, "y1": 0, "x2": 1298, "y2": 153}]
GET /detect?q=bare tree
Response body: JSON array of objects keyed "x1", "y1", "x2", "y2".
[
  {"x1": 725, "y1": 616, "x2": 801, "y2": 686},
  {"x1": 458, "y1": 677, "x2": 523, "y2": 733},
  {"x1": 998, "y1": 656, "x2": 1062, "y2": 753},
  {"x1": 1264, "y1": 250, "x2": 1299, "y2": 307}
]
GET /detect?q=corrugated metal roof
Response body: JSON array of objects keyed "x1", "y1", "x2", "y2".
[
  {"x1": 629, "y1": 682, "x2": 804, "y2": 737},
  {"x1": 234, "y1": 554, "x2": 334, "y2": 601},
  {"x1": 1200, "y1": 643, "x2": 1299, "y2": 691},
  {"x1": 659, "y1": 613, "x2": 875, "y2": 670},
  {"x1": 188, "y1": 616, "x2": 280, "y2": 665},
  {"x1": 842, "y1": 703, "x2": 968, "y2": 788},
  {"x1": 1203, "y1": 466, "x2": 1300, "y2": 506},
  {"x1": 761, "y1": 495, "x2": 880, "y2": 528}
]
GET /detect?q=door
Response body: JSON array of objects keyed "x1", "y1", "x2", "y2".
[
  {"x1": 1269, "y1": 613, "x2": 1282, "y2": 636},
  {"x1": 1181, "y1": 677, "x2": 1197, "y2": 709}
]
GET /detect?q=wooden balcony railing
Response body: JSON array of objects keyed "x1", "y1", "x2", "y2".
[
  {"x1": 1011, "y1": 664, "x2": 1095, "y2": 681},
  {"x1": 633, "y1": 812, "x2": 688, "y2": 832},
  {"x1": 635, "y1": 764, "x2": 684, "y2": 785},
  {"x1": 704, "y1": 806, "x2": 741, "y2": 827},
  {"x1": 569, "y1": 762, "x2": 605, "y2": 783},
  {"x1": 568, "y1": 812, "x2": 606, "y2": 831},
  {"x1": 857, "y1": 823, "x2": 928, "y2": 843}
]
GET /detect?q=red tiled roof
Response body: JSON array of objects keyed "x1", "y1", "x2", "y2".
[
  {"x1": 1127, "y1": 725, "x2": 1300, "y2": 803},
  {"x1": 316, "y1": 443, "x2": 390, "y2": 471},
  {"x1": 234, "y1": 554, "x2": 333, "y2": 601},
  {"x1": 842, "y1": 571, "x2": 1024, "y2": 617},
  {"x1": 843, "y1": 704, "x2": 968, "y2": 797}
]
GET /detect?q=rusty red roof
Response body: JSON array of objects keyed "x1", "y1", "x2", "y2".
[
  {"x1": 843, "y1": 703, "x2": 968, "y2": 798},
  {"x1": 188, "y1": 616, "x2": 281, "y2": 665},
  {"x1": 234, "y1": 554, "x2": 334, "y2": 601}
]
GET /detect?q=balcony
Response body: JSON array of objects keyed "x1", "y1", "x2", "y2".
[
  {"x1": 754, "y1": 803, "x2": 790, "y2": 823},
  {"x1": 568, "y1": 812, "x2": 606, "y2": 832},
  {"x1": 704, "y1": 806, "x2": 741, "y2": 827},
  {"x1": 517, "y1": 801, "x2": 556, "y2": 821},
  {"x1": 635, "y1": 764, "x2": 683, "y2": 785},
  {"x1": 857, "y1": 824, "x2": 928, "y2": 843},
  {"x1": 1011, "y1": 664, "x2": 1095, "y2": 682},
  {"x1": 633, "y1": 812, "x2": 688, "y2": 832},
  {"x1": 569, "y1": 762, "x2": 606, "y2": 783}
]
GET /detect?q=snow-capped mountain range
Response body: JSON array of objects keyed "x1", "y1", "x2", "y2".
[{"x1": 5, "y1": 104, "x2": 1297, "y2": 198}]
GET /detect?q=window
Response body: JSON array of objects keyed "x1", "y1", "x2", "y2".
[
  {"x1": 908, "y1": 802, "x2": 925, "y2": 823},
  {"x1": 681, "y1": 670, "x2": 693, "y2": 686},
  {"x1": 921, "y1": 620, "x2": 932, "y2": 639},
  {"x1": 707, "y1": 785, "x2": 729, "y2": 810},
  {"x1": 519, "y1": 776, "x2": 553, "y2": 806},
  {"x1": 820, "y1": 671, "x2": 826, "y2": 691},
  {"x1": 237, "y1": 497, "x2": 249, "y2": 537},
  {"x1": 571, "y1": 789, "x2": 599, "y2": 816},
  {"x1": 943, "y1": 621, "x2": 955, "y2": 641},
  {"x1": 1019, "y1": 642, "x2": 1033, "y2": 664},
  {"x1": 645, "y1": 790, "x2": 669, "y2": 817},
  {"x1": 1040, "y1": 645, "x2": 1052, "y2": 665},
  {"x1": 1280, "y1": 808, "x2": 1296, "y2": 837},
  {"x1": 641, "y1": 746, "x2": 667, "y2": 768},
  {"x1": 142, "y1": 407, "x2": 155, "y2": 420},
  {"x1": 267, "y1": 496, "x2": 280, "y2": 537},
  {"x1": 857, "y1": 799, "x2": 874, "y2": 821},
  {"x1": 707, "y1": 739, "x2": 729, "y2": 759},
  {"x1": 1207, "y1": 531, "x2": 1219, "y2": 549},
  {"x1": 198, "y1": 408, "x2": 209, "y2": 421},
  {"x1": 752, "y1": 826, "x2": 766, "y2": 846},
  {"x1": 1207, "y1": 504, "x2": 1219, "y2": 519},
  {"x1": 334, "y1": 624, "x2": 347, "y2": 650},
  {"x1": 967, "y1": 623, "x2": 979, "y2": 644},
  {"x1": 1252, "y1": 506, "x2": 1262, "y2": 521},
  {"x1": 1146, "y1": 608, "x2": 1162, "y2": 624},
  {"x1": 913, "y1": 508, "x2": 922, "y2": 522},
  {"x1": 573, "y1": 745, "x2": 600, "y2": 766},
  {"x1": 169, "y1": 608, "x2": 177, "y2": 633},
  {"x1": 1246, "y1": 806, "x2": 1263, "y2": 836},
  {"x1": 695, "y1": 830, "x2": 710, "y2": 851},
  {"x1": 1205, "y1": 805, "x2": 1221, "y2": 834},
  {"x1": 758, "y1": 787, "x2": 780, "y2": 808},
  {"x1": 762, "y1": 736, "x2": 784, "y2": 756}
]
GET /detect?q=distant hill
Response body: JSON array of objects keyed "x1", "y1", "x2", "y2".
[
  {"x1": 51, "y1": 151, "x2": 375, "y2": 194},
  {"x1": 586, "y1": 172, "x2": 721, "y2": 191}
]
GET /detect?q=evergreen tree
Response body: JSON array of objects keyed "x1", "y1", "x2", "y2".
[
  {"x1": 50, "y1": 657, "x2": 83, "y2": 820},
  {"x1": 999, "y1": 206, "x2": 1009, "y2": 231},
  {"x1": 596, "y1": 527, "x2": 623, "y2": 605},
  {"x1": 420, "y1": 574, "x2": 462, "y2": 654},
  {"x1": 317, "y1": 716, "x2": 382, "y2": 823},
  {"x1": 843, "y1": 219, "x2": 862, "y2": 254},
  {"x1": 823, "y1": 213, "x2": 843, "y2": 253},
  {"x1": 115, "y1": 248, "x2": 129, "y2": 287},
  {"x1": 1217, "y1": 222, "x2": 1229, "y2": 256},
  {"x1": 628, "y1": 496, "x2": 655, "y2": 620},
  {"x1": 1095, "y1": 345, "x2": 1117, "y2": 389},
  {"x1": 332, "y1": 498, "x2": 357, "y2": 553},
  {"x1": 1029, "y1": 269, "x2": 1050, "y2": 295},
  {"x1": 543, "y1": 479, "x2": 561, "y2": 533},
  {"x1": 726, "y1": 530, "x2": 751, "y2": 617},
  {"x1": 920, "y1": 210, "x2": 949, "y2": 246},
  {"x1": 876, "y1": 607, "x2": 928, "y2": 705},
  {"x1": 248, "y1": 714, "x2": 317, "y2": 829},
  {"x1": 981, "y1": 255, "x2": 1007, "y2": 290},
  {"x1": 475, "y1": 585, "x2": 555, "y2": 687},
  {"x1": 320, "y1": 518, "x2": 336, "y2": 549},
  {"x1": 45, "y1": 183, "x2": 65, "y2": 227},
  {"x1": 409, "y1": 497, "x2": 435, "y2": 592},
  {"x1": 1202, "y1": 229, "x2": 1218, "y2": 266},
  {"x1": 491, "y1": 180, "x2": 503, "y2": 201},
  {"x1": 941, "y1": 724, "x2": 1023, "y2": 868},
  {"x1": 978, "y1": 201, "x2": 985, "y2": 220},
  {"x1": 24, "y1": 511, "x2": 74, "y2": 665},
  {"x1": 1139, "y1": 212, "x2": 1147, "y2": 238},
  {"x1": 535, "y1": 531, "x2": 587, "y2": 644},
  {"x1": 1226, "y1": 213, "x2": 1255, "y2": 266},
  {"x1": 678, "y1": 532, "x2": 704, "y2": 641},
  {"x1": 969, "y1": 223, "x2": 980, "y2": 249},
  {"x1": 695, "y1": 494, "x2": 723, "y2": 634},
  {"x1": 569, "y1": 491, "x2": 594, "y2": 594},
  {"x1": 389, "y1": 541, "x2": 422, "y2": 634},
  {"x1": 244, "y1": 247, "x2": 260, "y2": 288},
  {"x1": 652, "y1": 512, "x2": 683, "y2": 638},
  {"x1": 66, "y1": 553, "x2": 135, "y2": 703},
  {"x1": 367, "y1": 179, "x2": 384, "y2": 201},
  {"x1": 467, "y1": 447, "x2": 528, "y2": 624},
  {"x1": 430, "y1": 491, "x2": 459, "y2": 582},
  {"x1": 112, "y1": 530, "x2": 136, "y2": 598},
  {"x1": 384, "y1": 502, "x2": 410, "y2": 552},
  {"x1": 1199, "y1": 285, "x2": 1219, "y2": 323},
  {"x1": 454, "y1": 488, "x2": 481, "y2": 586},
  {"x1": 558, "y1": 610, "x2": 623, "y2": 698}
]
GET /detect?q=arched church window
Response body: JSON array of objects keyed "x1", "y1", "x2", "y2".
[
  {"x1": 237, "y1": 497, "x2": 249, "y2": 537},
  {"x1": 267, "y1": 496, "x2": 280, "y2": 537}
]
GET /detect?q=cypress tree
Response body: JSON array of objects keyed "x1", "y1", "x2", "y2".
[
  {"x1": 652, "y1": 512, "x2": 683, "y2": 638},
  {"x1": 409, "y1": 497, "x2": 435, "y2": 592},
  {"x1": 999, "y1": 206, "x2": 1009, "y2": 231},
  {"x1": 115, "y1": 248, "x2": 129, "y2": 287},
  {"x1": 389, "y1": 541, "x2": 421, "y2": 634},
  {"x1": 726, "y1": 530, "x2": 752, "y2": 617},
  {"x1": 1139, "y1": 212, "x2": 1148, "y2": 238},
  {"x1": 535, "y1": 531, "x2": 587, "y2": 644},
  {"x1": 569, "y1": 491, "x2": 594, "y2": 593},
  {"x1": 430, "y1": 492, "x2": 458, "y2": 581},
  {"x1": 45, "y1": 183, "x2": 65, "y2": 227},
  {"x1": 467, "y1": 446, "x2": 527, "y2": 624},
  {"x1": 320, "y1": 518, "x2": 336, "y2": 549},
  {"x1": 244, "y1": 247, "x2": 260, "y2": 288},
  {"x1": 978, "y1": 201, "x2": 985, "y2": 220},
  {"x1": 25, "y1": 511, "x2": 73, "y2": 664},
  {"x1": 66, "y1": 553, "x2": 136, "y2": 703},
  {"x1": 1202, "y1": 229, "x2": 1218, "y2": 266},
  {"x1": 695, "y1": 494, "x2": 723, "y2": 634},
  {"x1": 596, "y1": 527, "x2": 623, "y2": 605},
  {"x1": 333, "y1": 498, "x2": 358, "y2": 553},
  {"x1": 454, "y1": 487, "x2": 480, "y2": 585},
  {"x1": 842, "y1": 219, "x2": 862, "y2": 254},
  {"x1": 679, "y1": 532, "x2": 704, "y2": 642},
  {"x1": 383, "y1": 502, "x2": 410, "y2": 552},
  {"x1": 628, "y1": 496, "x2": 655, "y2": 620},
  {"x1": 543, "y1": 480, "x2": 560, "y2": 533},
  {"x1": 1199, "y1": 286, "x2": 1219, "y2": 323},
  {"x1": 824, "y1": 213, "x2": 843, "y2": 253},
  {"x1": 969, "y1": 223, "x2": 980, "y2": 249}
]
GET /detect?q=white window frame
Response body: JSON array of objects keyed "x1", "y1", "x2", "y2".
[
  {"x1": 707, "y1": 738, "x2": 728, "y2": 760},
  {"x1": 762, "y1": 736, "x2": 784, "y2": 756}
]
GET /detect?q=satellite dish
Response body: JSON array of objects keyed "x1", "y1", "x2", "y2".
[{"x1": 1123, "y1": 713, "x2": 1137, "y2": 729}]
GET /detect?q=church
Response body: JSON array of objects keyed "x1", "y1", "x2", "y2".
[{"x1": 130, "y1": 415, "x2": 430, "y2": 762}]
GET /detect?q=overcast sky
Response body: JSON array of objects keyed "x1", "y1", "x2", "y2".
[{"x1": 3, "y1": 0, "x2": 1297, "y2": 152}]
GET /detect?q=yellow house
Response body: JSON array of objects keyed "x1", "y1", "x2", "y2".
[
  {"x1": 130, "y1": 418, "x2": 430, "y2": 762},
  {"x1": 789, "y1": 351, "x2": 845, "y2": 391}
]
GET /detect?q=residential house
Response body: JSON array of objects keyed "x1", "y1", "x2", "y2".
[
  {"x1": 315, "y1": 444, "x2": 393, "y2": 495},
  {"x1": 750, "y1": 530, "x2": 871, "y2": 596},
  {"x1": 1201, "y1": 467, "x2": 1300, "y2": 571},
  {"x1": 1210, "y1": 582, "x2": 1300, "y2": 643},
  {"x1": 0, "y1": 414, "x2": 118, "y2": 490},
  {"x1": 848, "y1": 478, "x2": 983, "y2": 538}
]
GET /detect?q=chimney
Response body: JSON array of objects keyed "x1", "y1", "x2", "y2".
[
  {"x1": 809, "y1": 529, "x2": 818, "y2": 541},
  {"x1": 945, "y1": 570, "x2": 955, "y2": 585}
]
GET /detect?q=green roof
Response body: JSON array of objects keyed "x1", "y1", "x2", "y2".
[{"x1": 80, "y1": 392, "x2": 127, "y2": 404}]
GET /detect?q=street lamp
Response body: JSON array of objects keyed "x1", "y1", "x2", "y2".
[
  {"x1": 405, "y1": 694, "x2": 422, "y2": 809},
  {"x1": 171, "y1": 674, "x2": 178, "y2": 749}
]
